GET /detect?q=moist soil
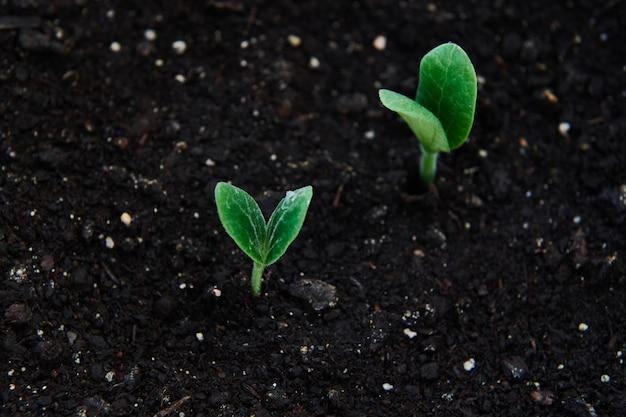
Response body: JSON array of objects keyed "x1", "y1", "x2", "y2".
[{"x1": 1, "y1": 1, "x2": 625, "y2": 416}]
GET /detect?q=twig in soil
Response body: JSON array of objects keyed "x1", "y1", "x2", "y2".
[
  {"x1": 153, "y1": 395, "x2": 191, "y2": 417},
  {"x1": 241, "y1": 382, "x2": 261, "y2": 400},
  {"x1": 101, "y1": 262, "x2": 120, "y2": 284},
  {"x1": 332, "y1": 183, "x2": 344, "y2": 208}
]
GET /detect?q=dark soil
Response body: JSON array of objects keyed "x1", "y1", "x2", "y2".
[{"x1": 1, "y1": 1, "x2": 625, "y2": 416}]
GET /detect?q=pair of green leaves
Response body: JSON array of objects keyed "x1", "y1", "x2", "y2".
[
  {"x1": 215, "y1": 182, "x2": 313, "y2": 269},
  {"x1": 379, "y1": 42, "x2": 477, "y2": 153}
]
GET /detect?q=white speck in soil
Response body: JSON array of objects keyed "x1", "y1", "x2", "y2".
[
  {"x1": 557, "y1": 364, "x2": 565, "y2": 369},
  {"x1": 309, "y1": 57, "x2": 320, "y2": 69},
  {"x1": 373, "y1": 35, "x2": 386, "y2": 51},
  {"x1": 558, "y1": 122, "x2": 570, "y2": 137},
  {"x1": 478, "y1": 149, "x2": 488, "y2": 158},
  {"x1": 120, "y1": 212, "x2": 132, "y2": 226},
  {"x1": 573, "y1": 216, "x2": 581, "y2": 224},
  {"x1": 175, "y1": 74, "x2": 186, "y2": 83},
  {"x1": 364, "y1": 130, "x2": 375, "y2": 139},
  {"x1": 403, "y1": 328, "x2": 417, "y2": 339},
  {"x1": 67, "y1": 331, "x2": 77, "y2": 345},
  {"x1": 105, "y1": 371, "x2": 114, "y2": 382},
  {"x1": 144, "y1": 29, "x2": 157, "y2": 41},
  {"x1": 9, "y1": 384, "x2": 15, "y2": 391},
  {"x1": 195, "y1": 332, "x2": 204, "y2": 342},
  {"x1": 601, "y1": 374, "x2": 610, "y2": 383},
  {"x1": 578, "y1": 322, "x2": 588, "y2": 332},
  {"x1": 179, "y1": 283, "x2": 186, "y2": 290},
  {"x1": 463, "y1": 358, "x2": 476, "y2": 371},
  {"x1": 106, "y1": 9, "x2": 115, "y2": 19},
  {"x1": 382, "y1": 383, "x2": 394, "y2": 391},
  {"x1": 172, "y1": 40, "x2": 187, "y2": 54},
  {"x1": 155, "y1": 59, "x2": 164, "y2": 67},
  {"x1": 110, "y1": 42, "x2": 121, "y2": 53},
  {"x1": 205, "y1": 158, "x2": 215, "y2": 167},
  {"x1": 287, "y1": 34, "x2": 301, "y2": 47},
  {"x1": 210, "y1": 288, "x2": 221, "y2": 297},
  {"x1": 240, "y1": 40, "x2": 249, "y2": 49},
  {"x1": 105, "y1": 236, "x2": 115, "y2": 249}
]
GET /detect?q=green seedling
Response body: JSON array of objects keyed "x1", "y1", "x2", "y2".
[
  {"x1": 379, "y1": 42, "x2": 477, "y2": 184},
  {"x1": 215, "y1": 182, "x2": 313, "y2": 296}
]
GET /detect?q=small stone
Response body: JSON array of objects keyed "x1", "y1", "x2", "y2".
[
  {"x1": 67, "y1": 331, "x2": 78, "y2": 345},
  {"x1": 463, "y1": 358, "x2": 476, "y2": 371},
  {"x1": 175, "y1": 74, "x2": 186, "y2": 83},
  {"x1": 105, "y1": 236, "x2": 115, "y2": 249},
  {"x1": 382, "y1": 383, "x2": 394, "y2": 391},
  {"x1": 110, "y1": 42, "x2": 121, "y2": 52},
  {"x1": 105, "y1": 371, "x2": 115, "y2": 382},
  {"x1": 195, "y1": 332, "x2": 204, "y2": 342},
  {"x1": 600, "y1": 374, "x2": 610, "y2": 383},
  {"x1": 144, "y1": 29, "x2": 157, "y2": 41},
  {"x1": 287, "y1": 34, "x2": 301, "y2": 47},
  {"x1": 578, "y1": 322, "x2": 589, "y2": 332},
  {"x1": 558, "y1": 122, "x2": 571, "y2": 137},
  {"x1": 205, "y1": 158, "x2": 215, "y2": 167},
  {"x1": 172, "y1": 40, "x2": 187, "y2": 54},
  {"x1": 288, "y1": 278, "x2": 338, "y2": 311},
  {"x1": 120, "y1": 212, "x2": 132, "y2": 226},
  {"x1": 403, "y1": 328, "x2": 417, "y2": 339},
  {"x1": 309, "y1": 57, "x2": 320, "y2": 69},
  {"x1": 530, "y1": 389, "x2": 555, "y2": 405},
  {"x1": 5, "y1": 303, "x2": 32, "y2": 325},
  {"x1": 501, "y1": 356, "x2": 528, "y2": 380},
  {"x1": 373, "y1": 35, "x2": 387, "y2": 51}
]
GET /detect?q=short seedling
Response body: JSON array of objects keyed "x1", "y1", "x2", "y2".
[
  {"x1": 379, "y1": 42, "x2": 477, "y2": 184},
  {"x1": 214, "y1": 182, "x2": 313, "y2": 296}
]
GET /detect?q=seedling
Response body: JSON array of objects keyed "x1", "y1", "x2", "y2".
[
  {"x1": 379, "y1": 42, "x2": 477, "y2": 184},
  {"x1": 214, "y1": 182, "x2": 313, "y2": 296}
]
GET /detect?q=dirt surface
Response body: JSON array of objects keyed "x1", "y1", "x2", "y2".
[{"x1": 1, "y1": 1, "x2": 625, "y2": 416}]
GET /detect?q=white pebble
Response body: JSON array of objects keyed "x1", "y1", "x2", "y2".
[
  {"x1": 558, "y1": 122, "x2": 570, "y2": 137},
  {"x1": 155, "y1": 59, "x2": 164, "y2": 67},
  {"x1": 309, "y1": 57, "x2": 320, "y2": 69},
  {"x1": 105, "y1": 371, "x2": 115, "y2": 382},
  {"x1": 463, "y1": 358, "x2": 476, "y2": 371},
  {"x1": 195, "y1": 332, "x2": 204, "y2": 342},
  {"x1": 601, "y1": 374, "x2": 610, "y2": 383},
  {"x1": 478, "y1": 149, "x2": 488, "y2": 158},
  {"x1": 578, "y1": 322, "x2": 589, "y2": 332},
  {"x1": 110, "y1": 42, "x2": 121, "y2": 53},
  {"x1": 403, "y1": 328, "x2": 417, "y2": 339},
  {"x1": 210, "y1": 288, "x2": 222, "y2": 297},
  {"x1": 172, "y1": 40, "x2": 187, "y2": 55},
  {"x1": 287, "y1": 34, "x2": 301, "y2": 47},
  {"x1": 240, "y1": 40, "x2": 249, "y2": 49},
  {"x1": 120, "y1": 212, "x2": 132, "y2": 226},
  {"x1": 205, "y1": 158, "x2": 215, "y2": 167},
  {"x1": 144, "y1": 29, "x2": 157, "y2": 41},
  {"x1": 175, "y1": 74, "x2": 186, "y2": 83},
  {"x1": 373, "y1": 35, "x2": 387, "y2": 51},
  {"x1": 364, "y1": 130, "x2": 375, "y2": 139},
  {"x1": 382, "y1": 383, "x2": 394, "y2": 391},
  {"x1": 105, "y1": 236, "x2": 115, "y2": 249}
]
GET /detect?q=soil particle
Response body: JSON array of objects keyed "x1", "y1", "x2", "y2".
[
  {"x1": 288, "y1": 278, "x2": 338, "y2": 311},
  {"x1": 501, "y1": 356, "x2": 529, "y2": 380},
  {"x1": 4, "y1": 303, "x2": 32, "y2": 325}
]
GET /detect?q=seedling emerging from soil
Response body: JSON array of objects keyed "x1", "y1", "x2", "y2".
[
  {"x1": 379, "y1": 42, "x2": 477, "y2": 184},
  {"x1": 215, "y1": 182, "x2": 313, "y2": 296}
]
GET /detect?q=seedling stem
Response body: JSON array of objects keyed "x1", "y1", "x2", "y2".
[
  {"x1": 251, "y1": 262, "x2": 265, "y2": 297},
  {"x1": 419, "y1": 145, "x2": 438, "y2": 184}
]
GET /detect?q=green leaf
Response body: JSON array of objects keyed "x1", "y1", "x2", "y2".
[
  {"x1": 416, "y1": 42, "x2": 477, "y2": 150},
  {"x1": 379, "y1": 89, "x2": 450, "y2": 153},
  {"x1": 214, "y1": 182, "x2": 267, "y2": 264},
  {"x1": 265, "y1": 186, "x2": 313, "y2": 265}
]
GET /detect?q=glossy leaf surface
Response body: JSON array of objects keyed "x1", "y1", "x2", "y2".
[
  {"x1": 379, "y1": 89, "x2": 449, "y2": 153},
  {"x1": 265, "y1": 186, "x2": 313, "y2": 265},
  {"x1": 416, "y1": 42, "x2": 477, "y2": 150},
  {"x1": 215, "y1": 182, "x2": 267, "y2": 264}
]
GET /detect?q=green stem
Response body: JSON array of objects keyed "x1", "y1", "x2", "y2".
[
  {"x1": 251, "y1": 261, "x2": 265, "y2": 297},
  {"x1": 419, "y1": 145, "x2": 439, "y2": 184}
]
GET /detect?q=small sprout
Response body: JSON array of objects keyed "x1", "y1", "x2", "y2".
[
  {"x1": 379, "y1": 42, "x2": 477, "y2": 184},
  {"x1": 214, "y1": 182, "x2": 313, "y2": 296}
]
